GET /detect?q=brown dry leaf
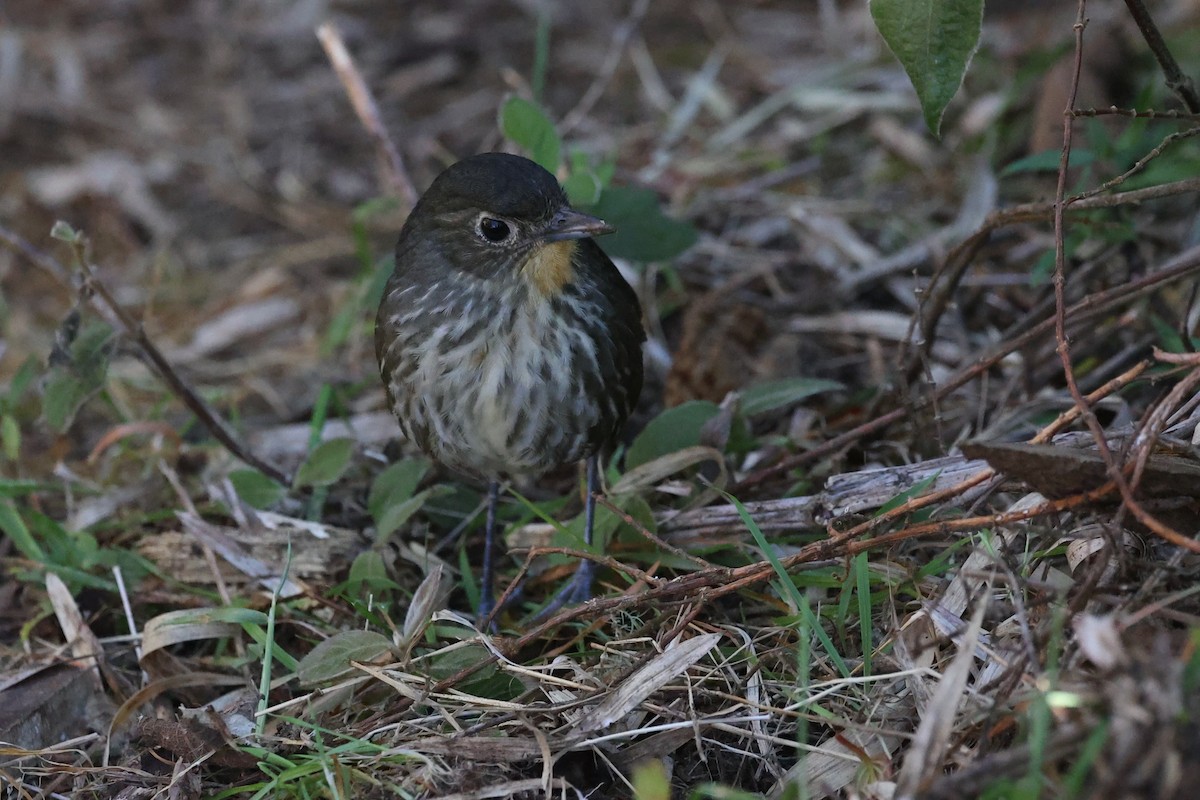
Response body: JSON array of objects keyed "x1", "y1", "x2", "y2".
[{"x1": 0, "y1": 662, "x2": 102, "y2": 749}]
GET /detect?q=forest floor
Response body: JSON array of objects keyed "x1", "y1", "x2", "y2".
[{"x1": 2, "y1": 1, "x2": 1200, "y2": 798}]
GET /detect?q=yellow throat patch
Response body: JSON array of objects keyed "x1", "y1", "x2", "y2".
[{"x1": 522, "y1": 240, "x2": 576, "y2": 298}]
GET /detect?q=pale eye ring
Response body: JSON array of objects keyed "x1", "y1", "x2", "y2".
[{"x1": 477, "y1": 216, "x2": 512, "y2": 243}]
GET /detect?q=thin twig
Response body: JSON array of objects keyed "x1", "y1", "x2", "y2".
[
  {"x1": 903, "y1": 174, "x2": 1200, "y2": 379},
  {"x1": 1121, "y1": 0, "x2": 1200, "y2": 112},
  {"x1": 1054, "y1": 2, "x2": 1196, "y2": 554},
  {"x1": 1072, "y1": 106, "x2": 1200, "y2": 121},
  {"x1": 0, "y1": 223, "x2": 292, "y2": 486},
  {"x1": 317, "y1": 21, "x2": 419, "y2": 208},
  {"x1": 737, "y1": 241, "x2": 1200, "y2": 491}
]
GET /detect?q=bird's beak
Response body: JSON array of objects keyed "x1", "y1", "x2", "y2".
[{"x1": 541, "y1": 208, "x2": 616, "y2": 242}]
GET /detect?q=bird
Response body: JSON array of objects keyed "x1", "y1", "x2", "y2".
[{"x1": 375, "y1": 152, "x2": 645, "y2": 624}]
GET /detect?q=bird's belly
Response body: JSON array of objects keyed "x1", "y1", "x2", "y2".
[{"x1": 397, "y1": 302, "x2": 603, "y2": 478}]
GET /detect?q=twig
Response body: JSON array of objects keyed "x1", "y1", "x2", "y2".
[
  {"x1": 902, "y1": 174, "x2": 1200, "y2": 379},
  {"x1": 1072, "y1": 106, "x2": 1200, "y2": 121},
  {"x1": 0, "y1": 223, "x2": 292, "y2": 486},
  {"x1": 837, "y1": 358, "x2": 1150, "y2": 542},
  {"x1": 736, "y1": 241, "x2": 1200, "y2": 491},
  {"x1": 1121, "y1": 0, "x2": 1200, "y2": 112},
  {"x1": 1070, "y1": 126, "x2": 1200, "y2": 203},
  {"x1": 1054, "y1": 2, "x2": 1196, "y2": 554},
  {"x1": 316, "y1": 21, "x2": 419, "y2": 208}
]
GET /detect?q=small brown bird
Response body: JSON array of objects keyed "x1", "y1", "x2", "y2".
[{"x1": 375, "y1": 153, "x2": 644, "y2": 622}]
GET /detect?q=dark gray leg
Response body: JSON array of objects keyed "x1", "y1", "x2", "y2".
[
  {"x1": 532, "y1": 455, "x2": 600, "y2": 621},
  {"x1": 477, "y1": 479, "x2": 501, "y2": 626}
]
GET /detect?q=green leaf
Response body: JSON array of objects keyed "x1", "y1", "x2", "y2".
[
  {"x1": 869, "y1": 0, "x2": 984, "y2": 137},
  {"x1": 228, "y1": 469, "x2": 285, "y2": 509},
  {"x1": 625, "y1": 401, "x2": 719, "y2": 471},
  {"x1": 420, "y1": 642, "x2": 496, "y2": 681},
  {"x1": 293, "y1": 437, "x2": 355, "y2": 488},
  {"x1": 1002, "y1": 148, "x2": 1096, "y2": 177},
  {"x1": 297, "y1": 629, "x2": 394, "y2": 686},
  {"x1": 1, "y1": 414, "x2": 19, "y2": 461},
  {"x1": 49, "y1": 220, "x2": 80, "y2": 243},
  {"x1": 588, "y1": 186, "x2": 697, "y2": 262},
  {"x1": 347, "y1": 550, "x2": 400, "y2": 594},
  {"x1": 368, "y1": 458, "x2": 430, "y2": 521},
  {"x1": 0, "y1": 500, "x2": 45, "y2": 561},
  {"x1": 740, "y1": 378, "x2": 843, "y2": 417},
  {"x1": 375, "y1": 487, "x2": 443, "y2": 541},
  {"x1": 0, "y1": 480, "x2": 55, "y2": 498},
  {"x1": 40, "y1": 321, "x2": 114, "y2": 432},
  {"x1": 499, "y1": 96, "x2": 561, "y2": 173},
  {"x1": 7, "y1": 355, "x2": 40, "y2": 404},
  {"x1": 562, "y1": 170, "x2": 603, "y2": 206},
  {"x1": 631, "y1": 760, "x2": 671, "y2": 800}
]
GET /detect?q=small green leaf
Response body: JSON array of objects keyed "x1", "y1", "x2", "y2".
[
  {"x1": 49, "y1": 220, "x2": 79, "y2": 243},
  {"x1": 347, "y1": 550, "x2": 396, "y2": 592},
  {"x1": 869, "y1": 0, "x2": 984, "y2": 137},
  {"x1": 1, "y1": 415, "x2": 19, "y2": 461},
  {"x1": 293, "y1": 437, "x2": 355, "y2": 488},
  {"x1": 740, "y1": 378, "x2": 843, "y2": 417},
  {"x1": 228, "y1": 469, "x2": 285, "y2": 509},
  {"x1": 297, "y1": 629, "x2": 394, "y2": 686},
  {"x1": 368, "y1": 458, "x2": 430, "y2": 521},
  {"x1": 626, "y1": 401, "x2": 720, "y2": 470},
  {"x1": 589, "y1": 186, "x2": 697, "y2": 262},
  {"x1": 500, "y1": 96, "x2": 561, "y2": 173},
  {"x1": 8, "y1": 355, "x2": 40, "y2": 402}
]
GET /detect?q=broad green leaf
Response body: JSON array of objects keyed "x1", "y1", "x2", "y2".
[
  {"x1": 419, "y1": 642, "x2": 495, "y2": 681},
  {"x1": 368, "y1": 458, "x2": 430, "y2": 521},
  {"x1": 40, "y1": 321, "x2": 114, "y2": 432},
  {"x1": 870, "y1": 0, "x2": 984, "y2": 137},
  {"x1": 500, "y1": 96, "x2": 561, "y2": 173},
  {"x1": 563, "y1": 170, "x2": 603, "y2": 206},
  {"x1": 375, "y1": 487, "x2": 440, "y2": 541},
  {"x1": 589, "y1": 187, "x2": 697, "y2": 262},
  {"x1": 293, "y1": 437, "x2": 355, "y2": 488},
  {"x1": 297, "y1": 629, "x2": 394, "y2": 686},
  {"x1": 228, "y1": 469, "x2": 285, "y2": 509},
  {"x1": 625, "y1": 401, "x2": 719, "y2": 471},
  {"x1": 348, "y1": 550, "x2": 394, "y2": 591},
  {"x1": 740, "y1": 378, "x2": 843, "y2": 417}
]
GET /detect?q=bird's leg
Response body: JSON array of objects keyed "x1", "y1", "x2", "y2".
[
  {"x1": 477, "y1": 479, "x2": 501, "y2": 626},
  {"x1": 531, "y1": 455, "x2": 600, "y2": 622}
]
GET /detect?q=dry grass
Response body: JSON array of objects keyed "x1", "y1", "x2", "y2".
[{"x1": 2, "y1": 1, "x2": 1200, "y2": 798}]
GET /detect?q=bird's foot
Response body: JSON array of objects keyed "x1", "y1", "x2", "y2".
[{"x1": 528, "y1": 560, "x2": 596, "y2": 624}]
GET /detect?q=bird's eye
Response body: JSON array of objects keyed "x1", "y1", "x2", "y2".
[{"x1": 477, "y1": 217, "x2": 512, "y2": 243}]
